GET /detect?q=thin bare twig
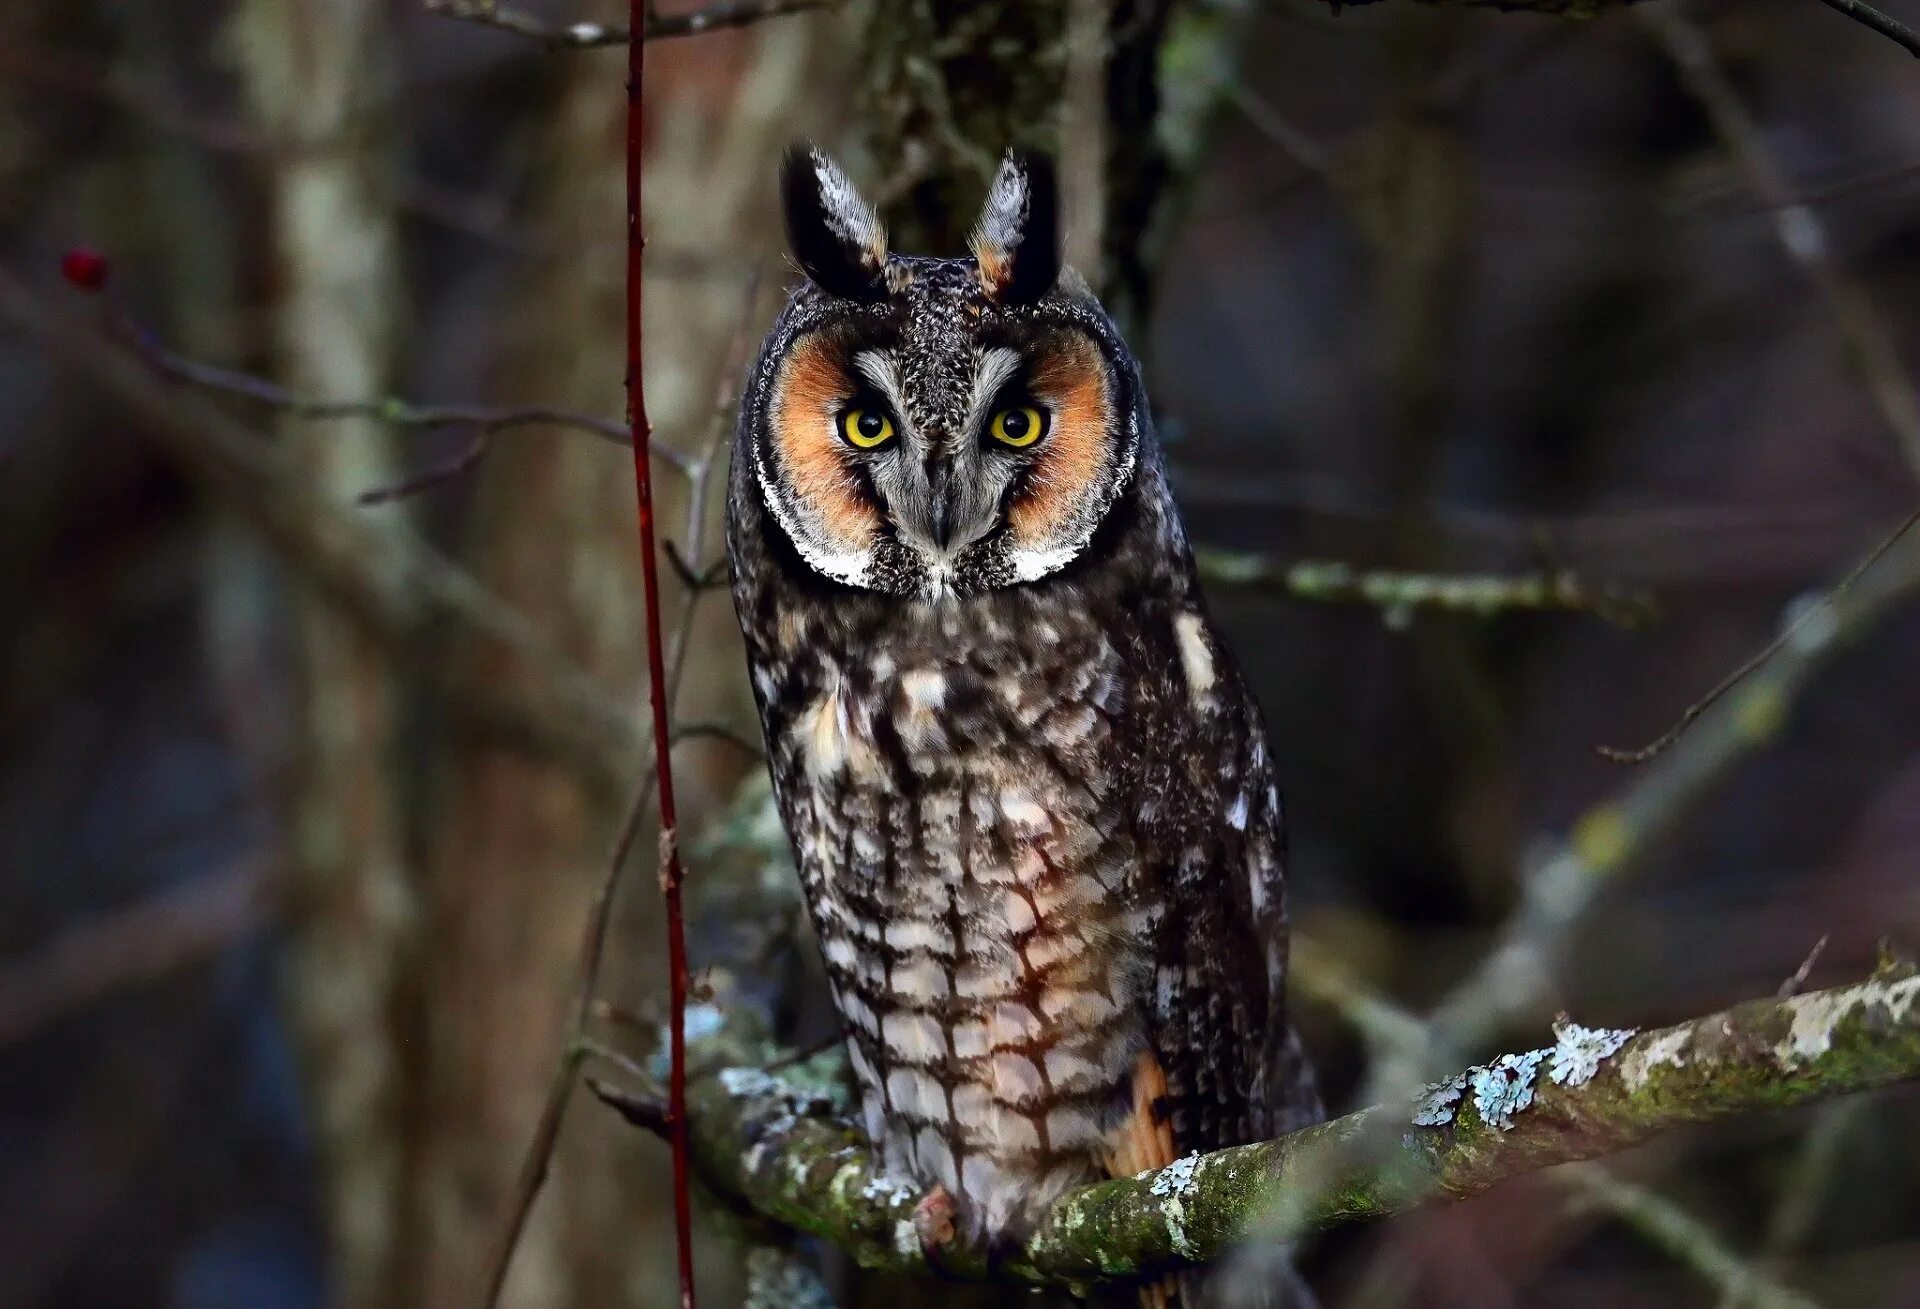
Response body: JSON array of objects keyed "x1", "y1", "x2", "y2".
[
  {"x1": 12, "y1": 267, "x2": 645, "y2": 790},
  {"x1": 1593, "y1": 5, "x2": 1920, "y2": 763},
  {"x1": 1715, "y1": 1101, "x2": 1869, "y2": 1309},
  {"x1": 1598, "y1": 502, "x2": 1920, "y2": 761},
  {"x1": 423, "y1": 0, "x2": 837, "y2": 49},
  {"x1": 623, "y1": 23, "x2": 696, "y2": 1307},
  {"x1": 101, "y1": 296, "x2": 693, "y2": 477},
  {"x1": 1810, "y1": 0, "x2": 1920, "y2": 58},
  {"x1": 586, "y1": 1074, "x2": 672, "y2": 1136},
  {"x1": 478, "y1": 258, "x2": 763, "y2": 1305},
  {"x1": 357, "y1": 430, "x2": 495, "y2": 505},
  {"x1": 1560, "y1": 1165, "x2": 1824, "y2": 1309},
  {"x1": 1396, "y1": 504, "x2": 1920, "y2": 1084},
  {"x1": 1778, "y1": 935, "x2": 1831, "y2": 999},
  {"x1": 1290, "y1": 937, "x2": 1830, "y2": 1309},
  {"x1": 1643, "y1": 3, "x2": 1920, "y2": 475},
  {"x1": 480, "y1": 783, "x2": 653, "y2": 1309}
]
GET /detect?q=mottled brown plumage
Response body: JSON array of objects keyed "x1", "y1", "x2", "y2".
[{"x1": 728, "y1": 147, "x2": 1318, "y2": 1304}]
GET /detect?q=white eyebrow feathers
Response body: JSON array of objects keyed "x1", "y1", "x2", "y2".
[{"x1": 965, "y1": 348, "x2": 1024, "y2": 438}]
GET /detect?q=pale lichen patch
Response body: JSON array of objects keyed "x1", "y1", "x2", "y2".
[
  {"x1": 1471, "y1": 1049, "x2": 1550, "y2": 1129},
  {"x1": 684, "y1": 1003, "x2": 726, "y2": 1043},
  {"x1": 859, "y1": 1172, "x2": 919, "y2": 1208},
  {"x1": 1778, "y1": 975, "x2": 1920, "y2": 1064},
  {"x1": 1619, "y1": 1026, "x2": 1692, "y2": 1090},
  {"x1": 1149, "y1": 1152, "x2": 1203, "y2": 1257},
  {"x1": 1412, "y1": 1072, "x2": 1469, "y2": 1127},
  {"x1": 719, "y1": 1066, "x2": 786, "y2": 1099},
  {"x1": 1550, "y1": 1021, "x2": 1638, "y2": 1087}
]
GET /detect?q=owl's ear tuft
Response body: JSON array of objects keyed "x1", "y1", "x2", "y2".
[
  {"x1": 970, "y1": 150, "x2": 1060, "y2": 306},
  {"x1": 781, "y1": 144, "x2": 888, "y2": 303}
]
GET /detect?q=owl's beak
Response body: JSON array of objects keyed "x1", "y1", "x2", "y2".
[{"x1": 923, "y1": 456, "x2": 958, "y2": 549}]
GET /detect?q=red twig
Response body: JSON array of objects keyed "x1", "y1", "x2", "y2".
[{"x1": 623, "y1": 21, "x2": 697, "y2": 1309}]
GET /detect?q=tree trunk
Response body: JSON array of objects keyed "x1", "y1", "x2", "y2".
[{"x1": 226, "y1": 3, "x2": 412, "y2": 1308}]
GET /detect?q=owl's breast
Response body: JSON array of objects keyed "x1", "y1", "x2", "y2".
[{"x1": 765, "y1": 622, "x2": 1157, "y2": 1236}]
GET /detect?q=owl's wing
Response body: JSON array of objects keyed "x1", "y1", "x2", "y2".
[{"x1": 1122, "y1": 609, "x2": 1319, "y2": 1158}]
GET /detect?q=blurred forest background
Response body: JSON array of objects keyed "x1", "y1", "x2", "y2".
[{"x1": 3, "y1": 0, "x2": 1920, "y2": 1307}]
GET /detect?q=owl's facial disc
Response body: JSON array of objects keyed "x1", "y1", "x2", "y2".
[
  {"x1": 759, "y1": 322, "x2": 1122, "y2": 597},
  {"x1": 755, "y1": 145, "x2": 1133, "y2": 597}
]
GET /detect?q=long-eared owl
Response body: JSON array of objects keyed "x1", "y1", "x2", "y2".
[{"x1": 727, "y1": 146, "x2": 1318, "y2": 1303}]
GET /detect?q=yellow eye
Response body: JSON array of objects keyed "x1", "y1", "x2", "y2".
[
  {"x1": 989, "y1": 406, "x2": 1046, "y2": 448},
  {"x1": 839, "y1": 407, "x2": 895, "y2": 449}
]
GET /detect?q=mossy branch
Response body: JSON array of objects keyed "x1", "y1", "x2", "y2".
[
  {"x1": 596, "y1": 967, "x2": 1920, "y2": 1289},
  {"x1": 1195, "y1": 550, "x2": 1658, "y2": 627}
]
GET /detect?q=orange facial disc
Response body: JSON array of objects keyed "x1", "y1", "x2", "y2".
[
  {"x1": 1007, "y1": 334, "x2": 1113, "y2": 548},
  {"x1": 771, "y1": 332, "x2": 877, "y2": 552}
]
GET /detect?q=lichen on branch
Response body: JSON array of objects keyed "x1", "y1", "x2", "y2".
[{"x1": 599, "y1": 967, "x2": 1920, "y2": 1289}]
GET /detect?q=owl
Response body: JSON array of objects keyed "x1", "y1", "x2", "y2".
[{"x1": 726, "y1": 146, "x2": 1318, "y2": 1306}]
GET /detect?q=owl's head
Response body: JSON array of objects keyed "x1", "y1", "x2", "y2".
[{"x1": 737, "y1": 145, "x2": 1148, "y2": 599}]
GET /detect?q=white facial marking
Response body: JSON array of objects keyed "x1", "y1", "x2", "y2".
[
  {"x1": 964, "y1": 346, "x2": 1024, "y2": 438},
  {"x1": 1007, "y1": 543, "x2": 1079, "y2": 584},
  {"x1": 852, "y1": 349, "x2": 909, "y2": 421},
  {"x1": 757, "y1": 465, "x2": 872, "y2": 588}
]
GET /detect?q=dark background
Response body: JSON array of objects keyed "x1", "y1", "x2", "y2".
[{"x1": 3, "y1": 1, "x2": 1918, "y2": 1306}]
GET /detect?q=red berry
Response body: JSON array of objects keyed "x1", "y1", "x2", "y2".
[{"x1": 60, "y1": 247, "x2": 110, "y2": 291}]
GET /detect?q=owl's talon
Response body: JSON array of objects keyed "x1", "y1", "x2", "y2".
[{"x1": 913, "y1": 1184, "x2": 959, "y2": 1264}]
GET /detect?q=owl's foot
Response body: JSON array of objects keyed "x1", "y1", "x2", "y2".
[{"x1": 912, "y1": 1184, "x2": 959, "y2": 1266}]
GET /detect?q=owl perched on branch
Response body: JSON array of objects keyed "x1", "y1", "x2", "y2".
[{"x1": 727, "y1": 145, "x2": 1318, "y2": 1306}]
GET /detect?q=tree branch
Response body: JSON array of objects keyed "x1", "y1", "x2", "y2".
[
  {"x1": 1196, "y1": 550, "x2": 1658, "y2": 628},
  {"x1": 1405, "y1": 509, "x2": 1920, "y2": 1077},
  {"x1": 1559, "y1": 1165, "x2": 1823, "y2": 1309},
  {"x1": 593, "y1": 968, "x2": 1920, "y2": 1288},
  {"x1": 422, "y1": 0, "x2": 838, "y2": 50},
  {"x1": 1341, "y1": 0, "x2": 1920, "y2": 62},
  {"x1": 1642, "y1": 3, "x2": 1920, "y2": 475},
  {"x1": 1, "y1": 267, "x2": 646, "y2": 792}
]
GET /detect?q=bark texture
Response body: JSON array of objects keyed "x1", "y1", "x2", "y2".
[
  {"x1": 625, "y1": 967, "x2": 1920, "y2": 1290},
  {"x1": 227, "y1": 5, "x2": 412, "y2": 1306}
]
